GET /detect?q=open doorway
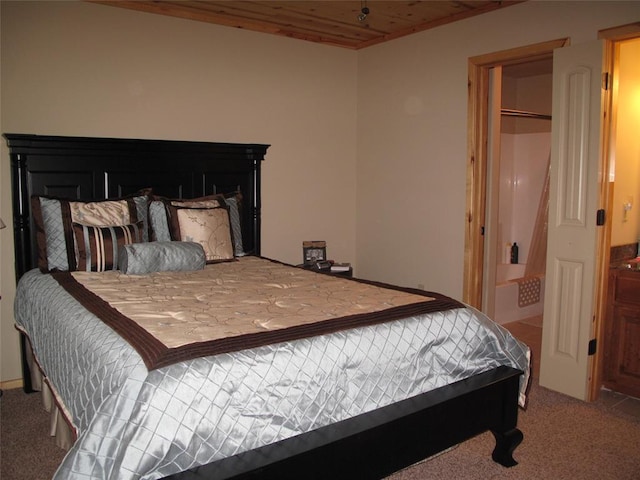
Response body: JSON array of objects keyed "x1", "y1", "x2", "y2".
[
  {"x1": 484, "y1": 59, "x2": 553, "y2": 328},
  {"x1": 463, "y1": 38, "x2": 567, "y2": 310},
  {"x1": 600, "y1": 36, "x2": 640, "y2": 398},
  {"x1": 466, "y1": 46, "x2": 558, "y2": 389}
]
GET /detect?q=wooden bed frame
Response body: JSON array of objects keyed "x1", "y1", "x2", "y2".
[{"x1": 5, "y1": 133, "x2": 524, "y2": 480}]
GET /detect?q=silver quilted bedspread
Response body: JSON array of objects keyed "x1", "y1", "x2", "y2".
[{"x1": 15, "y1": 268, "x2": 530, "y2": 480}]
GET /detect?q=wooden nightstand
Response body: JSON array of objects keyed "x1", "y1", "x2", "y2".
[{"x1": 297, "y1": 263, "x2": 353, "y2": 278}]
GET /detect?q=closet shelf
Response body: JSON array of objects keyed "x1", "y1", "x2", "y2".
[{"x1": 501, "y1": 108, "x2": 551, "y2": 120}]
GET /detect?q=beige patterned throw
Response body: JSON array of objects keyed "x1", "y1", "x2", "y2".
[
  {"x1": 70, "y1": 256, "x2": 433, "y2": 348},
  {"x1": 55, "y1": 256, "x2": 462, "y2": 369}
]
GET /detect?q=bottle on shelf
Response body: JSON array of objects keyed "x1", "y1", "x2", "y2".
[
  {"x1": 510, "y1": 242, "x2": 519, "y2": 264},
  {"x1": 504, "y1": 243, "x2": 512, "y2": 264}
]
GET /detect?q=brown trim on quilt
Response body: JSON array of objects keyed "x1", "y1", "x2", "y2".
[
  {"x1": 51, "y1": 264, "x2": 464, "y2": 371},
  {"x1": 52, "y1": 272, "x2": 168, "y2": 369}
]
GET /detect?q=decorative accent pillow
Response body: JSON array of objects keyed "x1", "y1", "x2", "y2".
[
  {"x1": 150, "y1": 192, "x2": 245, "y2": 256},
  {"x1": 73, "y1": 221, "x2": 145, "y2": 272},
  {"x1": 148, "y1": 200, "x2": 172, "y2": 242},
  {"x1": 224, "y1": 194, "x2": 246, "y2": 256},
  {"x1": 31, "y1": 190, "x2": 151, "y2": 272},
  {"x1": 149, "y1": 194, "x2": 221, "y2": 242},
  {"x1": 118, "y1": 241, "x2": 206, "y2": 275},
  {"x1": 167, "y1": 206, "x2": 235, "y2": 263},
  {"x1": 170, "y1": 197, "x2": 221, "y2": 208}
]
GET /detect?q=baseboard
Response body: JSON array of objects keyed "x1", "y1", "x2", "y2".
[{"x1": 0, "y1": 378, "x2": 24, "y2": 390}]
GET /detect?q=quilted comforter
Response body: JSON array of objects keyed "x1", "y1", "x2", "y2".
[{"x1": 15, "y1": 257, "x2": 530, "y2": 480}]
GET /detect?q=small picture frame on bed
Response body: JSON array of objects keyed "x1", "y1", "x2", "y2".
[{"x1": 303, "y1": 240, "x2": 326, "y2": 265}]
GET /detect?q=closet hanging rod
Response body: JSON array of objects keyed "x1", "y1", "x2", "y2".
[{"x1": 501, "y1": 108, "x2": 552, "y2": 120}]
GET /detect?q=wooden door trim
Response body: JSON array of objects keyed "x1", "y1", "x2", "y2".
[
  {"x1": 599, "y1": 22, "x2": 640, "y2": 41},
  {"x1": 463, "y1": 38, "x2": 569, "y2": 307},
  {"x1": 590, "y1": 22, "x2": 640, "y2": 400}
]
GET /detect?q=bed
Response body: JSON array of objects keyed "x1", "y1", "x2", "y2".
[{"x1": 5, "y1": 133, "x2": 530, "y2": 480}]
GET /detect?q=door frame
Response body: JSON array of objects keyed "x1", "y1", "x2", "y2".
[
  {"x1": 463, "y1": 38, "x2": 569, "y2": 309},
  {"x1": 591, "y1": 24, "x2": 640, "y2": 399}
]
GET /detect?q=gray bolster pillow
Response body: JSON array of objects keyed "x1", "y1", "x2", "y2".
[{"x1": 119, "y1": 241, "x2": 206, "y2": 274}]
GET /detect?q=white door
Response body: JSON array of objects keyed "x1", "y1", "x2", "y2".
[{"x1": 539, "y1": 40, "x2": 605, "y2": 400}]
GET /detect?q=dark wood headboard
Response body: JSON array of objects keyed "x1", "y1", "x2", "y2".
[{"x1": 3, "y1": 133, "x2": 269, "y2": 280}]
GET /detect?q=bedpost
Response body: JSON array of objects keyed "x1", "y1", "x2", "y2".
[
  {"x1": 489, "y1": 366, "x2": 525, "y2": 466},
  {"x1": 7, "y1": 138, "x2": 35, "y2": 393},
  {"x1": 9, "y1": 148, "x2": 36, "y2": 392},
  {"x1": 253, "y1": 154, "x2": 262, "y2": 256},
  {"x1": 9, "y1": 151, "x2": 32, "y2": 281},
  {"x1": 19, "y1": 333, "x2": 34, "y2": 393},
  {"x1": 491, "y1": 428, "x2": 524, "y2": 467}
]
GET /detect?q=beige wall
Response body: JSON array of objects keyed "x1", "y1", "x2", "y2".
[
  {"x1": 502, "y1": 73, "x2": 553, "y2": 135},
  {"x1": 2, "y1": 1, "x2": 640, "y2": 384},
  {"x1": 610, "y1": 38, "x2": 640, "y2": 247},
  {"x1": 0, "y1": 1, "x2": 357, "y2": 382},
  {"x1": 355, "y1": 1, "x2": 640, "y2": 295}
]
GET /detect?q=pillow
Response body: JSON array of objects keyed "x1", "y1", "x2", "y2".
[
  {"x1": 150, "y1": 192, "x2": 245, "y2": 256},
  {"x1": 149, "y1": 193, "x2": 222, "y2": 243},
  {"x1": 31, "y1": 190, "x2": 151, "y2": 272},
  {"x1": 224, "y1": 194, "x2": 246, "y2": 256},
  {"x1": 167, "y1": 206, "x2": 235, "y2": 263},
  {"x1": 148, "y1": 200, "x2": 172, "y2": 242},
  {"x1": 170, "y1": 196, "x2": 221, "y2": 208},
  {"x1": 73, "y1": 221, "x2": 144, "y2": 272},
  {"x1": 118, "y1": 241, "x2": 206, "y2": 275}
]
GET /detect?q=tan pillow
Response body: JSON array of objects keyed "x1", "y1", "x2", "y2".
[
  {"x1": 170, "y1": 199, "x2": 220, "y2": 208},
  {"x1": 170, "y1": 207, "x2": 234, "y2": 263},
  {"x1": 69, "y1": 199, "x2": 132, "y2": 226},
  {"x1": 150, "y1": 192, "x2": 246, "y2": 256},
  {"x1": 149, "y1": 194, "x2": 222, "y2": 242}
]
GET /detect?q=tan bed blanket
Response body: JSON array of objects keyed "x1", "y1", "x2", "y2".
[{"x1": 52, "y1": 256, "x2": 463, "y2": 369}]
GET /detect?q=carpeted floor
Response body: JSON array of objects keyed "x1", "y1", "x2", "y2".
[
  {"x1": 0, "y1": 388, "x2": 66, "y2": 480},
  {"x1": 1, "y1": 379, "x2": 639, "y2": 480},
  {"x1": 387, "y1": 379, "x2": 640, "y2": 479}
]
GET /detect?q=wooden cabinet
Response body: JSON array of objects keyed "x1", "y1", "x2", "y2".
[{"x1": 603, "y1": 269, "x2": 640, "y2": 398}]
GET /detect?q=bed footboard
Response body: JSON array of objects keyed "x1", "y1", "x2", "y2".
[{"x1": 164, "y1": 366, "x2": 524, "y2": 480}]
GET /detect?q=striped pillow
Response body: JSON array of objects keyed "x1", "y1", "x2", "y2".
[{"x1": 73, "y1": 222, "x2": 144, "y2": 272}]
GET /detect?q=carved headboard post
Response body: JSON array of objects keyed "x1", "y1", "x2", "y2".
[
  {"x1": 252, "y1": 152, "x2": 262, "y2": 257},
  {"x1": 9, "y1": 152, "x2": 32, "y2": 281}
]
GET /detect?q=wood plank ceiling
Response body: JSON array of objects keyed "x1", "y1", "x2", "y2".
[{"x1": 91, "y1": 1, "x2": 522, "y2": 50}]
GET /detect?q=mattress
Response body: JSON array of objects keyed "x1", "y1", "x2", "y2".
[{"x1": 15, "y1": 257, "x2": 530, "y2": 480}]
